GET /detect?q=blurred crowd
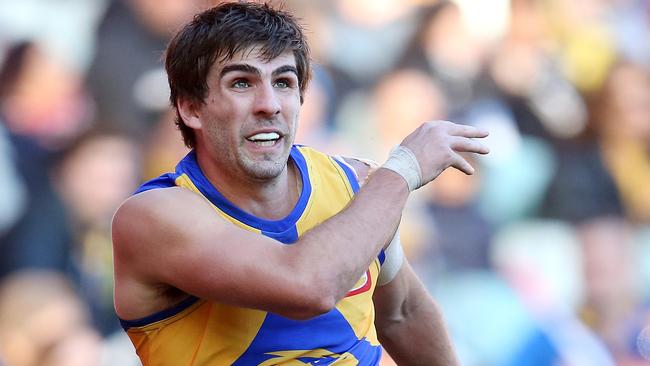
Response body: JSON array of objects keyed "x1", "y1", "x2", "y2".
[{"x1": 0, "y1": 0, "x2": 649, "y2": 365}]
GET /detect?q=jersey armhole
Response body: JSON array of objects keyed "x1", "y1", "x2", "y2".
[{"x1": 333, "y1": 156, "x2": 380, "y2": 187}]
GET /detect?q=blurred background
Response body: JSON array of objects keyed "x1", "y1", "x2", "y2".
[{"x1": 0, "y1": 0, "x2": 649, "y2": 365}]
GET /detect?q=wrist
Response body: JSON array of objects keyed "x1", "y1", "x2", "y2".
[{"x1": 381, "y1": 146, "x2": 422, "y2": 191}]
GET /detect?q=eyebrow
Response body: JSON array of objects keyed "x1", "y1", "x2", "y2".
[
  {"x1": 219, "y1": 64, "x2": 298, "y2": 79},
  {"x1": 272, "y1": 65, "x2": 298, "y2": 78}
]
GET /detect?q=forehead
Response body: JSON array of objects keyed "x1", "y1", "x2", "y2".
[{"x1": 212, "y1": 46, "x2": 296, "y2": 75}]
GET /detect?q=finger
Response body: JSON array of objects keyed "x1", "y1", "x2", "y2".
[
  {"x1": 447, "y1": 123, "x2": 489, "y2": 138},
  {"x1": 449, "y1": 151, "x2": 475, "y2": 175},
  {"x1": 450, "y1": 136, "x2": 490, "y2": 154}
]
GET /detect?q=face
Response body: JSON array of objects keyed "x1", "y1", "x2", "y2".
[{"x1": 193, "y1": 48, "x2": 301, "y2": 181}]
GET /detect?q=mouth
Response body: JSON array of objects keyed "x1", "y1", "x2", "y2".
[{"x1": 245, "y1": 131, "x2": 283, "y2": 147}]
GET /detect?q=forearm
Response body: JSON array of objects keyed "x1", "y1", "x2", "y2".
[
  {"x1": 378, "y1": 285, "x2": 459, "y2": 366},
  {"x1": 292, "y1": 168, "x2": 409, "y2": 304},
  {"x1": 286, "y1": 120, "x2": 489, "y2": 309}
]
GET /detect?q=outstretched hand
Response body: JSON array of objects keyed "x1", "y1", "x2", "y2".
[{"x1": 398, "y1": 120, "x2": 489, "y2": 187}]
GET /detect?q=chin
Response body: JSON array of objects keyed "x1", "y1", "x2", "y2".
[{"x1": 241, "y1": 160, "x2": 287, "y2": 180}]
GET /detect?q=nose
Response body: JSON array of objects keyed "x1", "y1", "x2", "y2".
[{"x1": 253, "y1": 83, "x2": 281, "y2": 117}]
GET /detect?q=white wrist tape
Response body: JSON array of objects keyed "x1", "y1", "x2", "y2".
[{"x1": 381, "y1": 146, "x2": 422, "y2": 191}]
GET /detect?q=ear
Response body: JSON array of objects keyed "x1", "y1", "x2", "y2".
[{"x1": 177, "y1": 98, "x2": 202, "y2": 130}]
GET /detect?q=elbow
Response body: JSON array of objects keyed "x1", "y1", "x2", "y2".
[
  {"x1": 279, "y1": 251, "x2": 339, "y2": 320},
  {"x1": 280, "y1": 281, "x2": 338, "y2": 321},
  {"x1": 285, "y1": 297, "x2": 336, "y2": 321}
]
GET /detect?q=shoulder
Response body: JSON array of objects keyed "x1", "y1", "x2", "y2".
[
  {"x1": 111, "y1": 187, "x2": 225, "y2": 296},
  {"x1": 111, "y1": 187, "x2": 217, "y2": 257},
  {"x1": 113, "y1": 188, "x2": 201, "y2": 228},
  {"x1": 111, "y1": 187, "x2": 216, "y2": 318}
]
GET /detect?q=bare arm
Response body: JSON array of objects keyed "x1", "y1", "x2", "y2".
[
  {"x1": 112, "y1": 121, "x2": 488, "y2": 320},
  {"x1": 114, "y1": 169, "x2": 407, "y2": 319},
  {"x1": 374, "y1": 260, "x2": 459, "y2": 366}
]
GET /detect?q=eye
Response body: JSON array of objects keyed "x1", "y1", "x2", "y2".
[
  {"x1": 273, "y1": 78, "x2": 292, "y2": 89},
  {"x1": 231, "y1": 79, "x2": 251, "y2": 89}
]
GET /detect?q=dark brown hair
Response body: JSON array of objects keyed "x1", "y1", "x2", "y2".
[{"x1": 165, "y1": 2, "x2": 311, "y2": 148}]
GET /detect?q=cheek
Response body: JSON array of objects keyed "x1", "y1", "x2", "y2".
[
  {"x1": 204, "y1": 97, "x2": 241, "y2": 131},
  {"x1": 206, "y1": 94, "x2": 234, "y2": 118},
  {"x1": 284, "y1": 98, "x2": 301, "y2": 124}
]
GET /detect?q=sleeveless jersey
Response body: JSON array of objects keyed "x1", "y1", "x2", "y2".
[{"x1": 120, "y1": 145, "x2": 387, "y2": 366}]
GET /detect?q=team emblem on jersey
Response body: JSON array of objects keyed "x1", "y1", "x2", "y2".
[{"x1": 260, "y1": 349, "x2": 359, "y2": 365}]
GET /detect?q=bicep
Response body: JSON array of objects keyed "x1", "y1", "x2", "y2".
[
  {"x1": 373, "y1": 259, "x2": 427, "y2": 325},
  {"x1": 112, "y1": 188, "x2": 309, "y2": 315},
  {"x1": 373, "y1": 260, "x2": 410, "y2": 324},
  {"x1": 373, "y1": 256, "x2": 458, "y2": 365}
]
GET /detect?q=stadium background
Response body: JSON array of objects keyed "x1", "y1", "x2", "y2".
[{"x1": 0, "y1": 0, "x2": 649, "y2": 364}]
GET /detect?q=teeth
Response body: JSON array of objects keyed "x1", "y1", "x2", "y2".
[
  {"x1": 254, "y1": 140, "x2": 276, "y2": 147},
  {"x1": 247, "y1": 132, "x2": 280, "y2": 141}
]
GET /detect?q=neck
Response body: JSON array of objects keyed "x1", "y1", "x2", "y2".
[{"x1": 194, "y1": 146, "x2": 301, "y2": 221}]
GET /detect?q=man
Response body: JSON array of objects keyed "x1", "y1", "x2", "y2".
[{"x1": 111, "y1": 3, "x2": 489, "y2": 365}]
